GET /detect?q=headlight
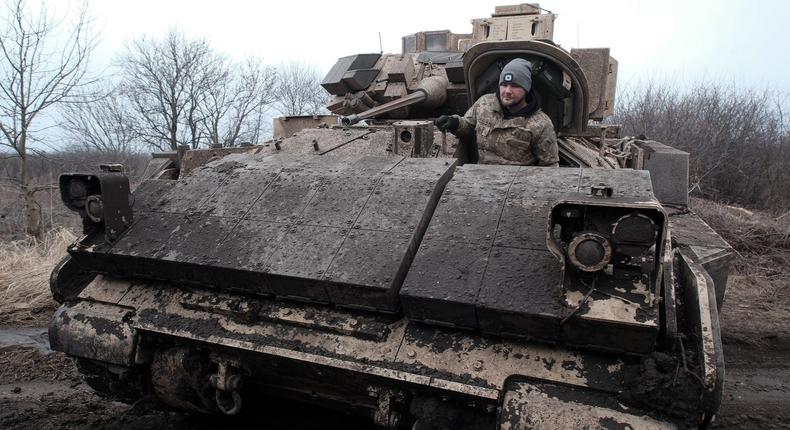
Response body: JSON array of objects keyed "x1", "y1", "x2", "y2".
[{"x1": 567, "y1": 231, "x2": 612, "y2": 272}]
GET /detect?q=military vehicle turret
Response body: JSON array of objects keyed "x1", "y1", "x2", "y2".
[{"x1": 50, "y1": 4, "x2": 732, "y2": 428}]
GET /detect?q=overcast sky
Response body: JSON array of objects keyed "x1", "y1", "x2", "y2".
[{"x1": 85, "y1": 0, "x2": 790, "y2": 91}]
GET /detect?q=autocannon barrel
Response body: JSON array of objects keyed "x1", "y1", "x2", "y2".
[{"x1": 341, "y1": 75, "x2": 449, "y2": 126}]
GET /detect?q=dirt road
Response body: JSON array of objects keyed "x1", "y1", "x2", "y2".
[
  {"x1": 708, "y1": 275, "x2": 790, "y2": 429},
  {"x1": 1, "y1": 303, "x2": 789, "y2": 430}
]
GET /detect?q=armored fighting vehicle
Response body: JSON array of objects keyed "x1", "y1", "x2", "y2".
[{"x1": 50, "y1": 4, "x2": 733, "y2": 428}]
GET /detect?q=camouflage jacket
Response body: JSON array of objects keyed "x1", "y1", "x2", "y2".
[{"x1": 455, "y1": 94, "x2": 559, "y2": 166}]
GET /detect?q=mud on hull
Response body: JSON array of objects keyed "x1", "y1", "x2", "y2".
[{"x1": 49, "y1": 246, "x2": 722, "y2": 429}]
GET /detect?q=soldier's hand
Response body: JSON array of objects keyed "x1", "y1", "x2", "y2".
[{"x1": 435, "y1": 115, "x2": 459, "y2": 133}]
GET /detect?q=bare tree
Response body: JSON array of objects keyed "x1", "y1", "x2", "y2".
[
  {"x1": 274, "y1": 62, "x2": 328, "y2": 116},
  {"x1": 122, "y1": 30, "x2": 281, "y2": 150},
  {"x1": 61, "y1": 85, "x2": 140, "y2": 153},
  {"x1": 121, "y1": 29, "x2": 223, "y2": 151},
  {"x1": 201, "y1": 58, "x2": 278, "y2": 147},
  {"x1": 613, "y1": 81, "x2": 790, "y2": 211},
  {"x1": 0, "y1": 0, "x2": 96, "y2": 237}
]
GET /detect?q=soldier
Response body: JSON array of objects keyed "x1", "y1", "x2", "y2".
[{"x1": 435, "y1": 58, "x2": 559, "y2": 166}]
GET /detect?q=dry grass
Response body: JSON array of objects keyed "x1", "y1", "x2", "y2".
[
  {"x1": 691, "y1": 197, "x2": 790, "y2": 307},
  {"x1": 0, "y1": 228, "x2": 77, "y2": 326},
  {"x1": 691, "y1": 197, "x2": 790, "y2": 273}
]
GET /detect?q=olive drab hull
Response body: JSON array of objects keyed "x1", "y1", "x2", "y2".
[{"x1": 49, "y1": 4, "x2": 731, "y2": 429}]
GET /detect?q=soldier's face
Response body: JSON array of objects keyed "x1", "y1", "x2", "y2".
[{"x1": 499, "y1": 83, "x2": 527, "y2": 109}]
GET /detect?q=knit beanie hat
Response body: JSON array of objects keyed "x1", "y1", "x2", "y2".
[{"x1": 499, "y1": 58, "x2": 533, "y2": 92}]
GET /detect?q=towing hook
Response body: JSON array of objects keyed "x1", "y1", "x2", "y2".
[
  {"x1": 214, "y1": 387, "x2": 242, "y2": 415},
  {"x1": 209, "y1": 362, "x2": 244, "y2": 415}
]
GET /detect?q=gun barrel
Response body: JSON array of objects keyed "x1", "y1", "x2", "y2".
[
  {"x1": 341, "y1": 91, "x2": 426, "y2": 126},
  {"x1": 341, "y1": 76, "x2": 448, "y2": 126}
]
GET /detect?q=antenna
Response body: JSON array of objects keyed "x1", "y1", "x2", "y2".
[{"x1": 378, "y1": 32, "x2": 383, "y2": 54}]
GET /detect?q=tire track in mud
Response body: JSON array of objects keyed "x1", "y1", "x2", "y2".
[
  {"x1": 712, "y1": 366, "x2": 790, "y2": 429},
  {"x1": 711, "y1": 334, "x2": 790, "y2": 429}
]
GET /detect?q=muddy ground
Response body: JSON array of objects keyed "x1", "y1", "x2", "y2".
[
  {"x1": 0, "y1": 326, "x2": 376, "y2": 430},
  {"x1": 1, "y1": 273, "x2": 788, "y2": 430},
  {"x1": 707, "y1": 275, "x2": 790, "y2": 429}
]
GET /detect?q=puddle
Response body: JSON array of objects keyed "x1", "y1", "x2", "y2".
[{"x1": 0, "y1": 327, "x2": 51, "y2": 353}]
